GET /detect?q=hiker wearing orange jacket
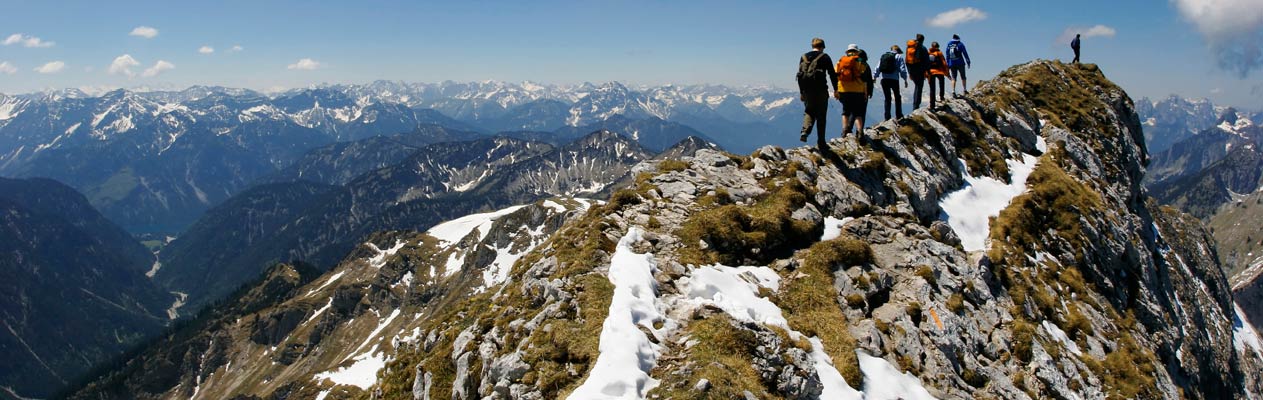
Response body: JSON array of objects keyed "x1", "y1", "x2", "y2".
[{"x1": 926, "y1": 42, "x2": 948, "y2": 111}]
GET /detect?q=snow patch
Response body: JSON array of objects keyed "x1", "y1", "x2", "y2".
[
  {"x1": 567, "y1": 227, "x2": 668, "y2": 400},
  {"x1": 365, "y1": 240, "x2": 407, "y2": 269},
  {"x1": 307, "y1": 271, "x2": 346, "y2": 296},
  {"x1": 821, "y1": 216, "x2": 855, "y2": 241},
  {"x1": 856, "y1": 352, "x2": 938, "y2": 400},
  {"x1": 305, "y1": 298, "x2": 333, "y2": 325},
  {"x1": 314, "y1": 346, "x2": 389, "y2": 390},
  {"x1": 681, "y1": 264, "x2": 861, "y2": 399},
  {"x1": 1233, "y1": 302, "x2": 1263, "y2": 359},
  {"x1": 939, "y1": 137, "x2": 1044, "y2": 252},
  {"x1": 1041, "y1": 320, "x2": 1082, "y2": 356},
  {"x1": 427, "y1": 205, "x2": 527, "y2": 244}
]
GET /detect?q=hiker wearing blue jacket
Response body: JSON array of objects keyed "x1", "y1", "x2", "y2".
[{"x1": 946, "y1": 34, "x2": 972, "y2": 96}]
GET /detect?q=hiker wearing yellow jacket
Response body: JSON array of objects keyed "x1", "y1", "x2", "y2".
[{"x1": 836, "y1": 44, "x2": 874, "y2": 137}]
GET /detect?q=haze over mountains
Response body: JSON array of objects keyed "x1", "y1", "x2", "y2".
[{"x1": 0, "y1": 81, "x2": 800, "y2": 236}]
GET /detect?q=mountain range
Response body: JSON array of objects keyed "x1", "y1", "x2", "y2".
[
  {"x1": 55, "y1": 60, "x2": 1263, "y2": 400},
  {"x1": 0, "y1": 82, "x2": 796, "y2": 236}
]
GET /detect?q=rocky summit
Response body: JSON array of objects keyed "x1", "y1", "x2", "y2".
[{"x1": 65, "y1": 60, "x2": 1263, "y2": 399}]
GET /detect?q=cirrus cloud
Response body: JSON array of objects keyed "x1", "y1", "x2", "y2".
[
  {"x1": 1173, "y1": 0, "x2": 1263, "y2": 77},
  {"x1": 141, "y1": 60, "x2": 175, "y2": 77},
  {"x1": 0, "y1": 61, "x2": 16, "y2": 75},
  {"x1": 926, "y1": 7, "x2": 988, "y2": 28},
  {"x1": 287, "y1": 58, "x2": 321, "y2": 70},
  {"x1": 129, "y1": 26, "x2": 159, "y2": 39},
  {"x1": 3, "y1": 33, "x2": 54, "y2": 48},
  {"x1": 34, "y1": 61, "x2": 65, "y2": 74}
]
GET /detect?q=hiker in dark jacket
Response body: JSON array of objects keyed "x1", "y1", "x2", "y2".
[
  {"x1": 946, "y1": 34, "x2": 971, "y2": 95},
  {"x1": 874, "y1": 45, "x2": 907, "y2": 121},
  {"x1": 1071, "y1": 34, "x2": 1081, "y2": 63},
  {"x1": 905, "y1": 34, "x2": 930, "y2": 110},
  {"x1": 798, "y1": 38, "x2": 840, "y2": 146}
]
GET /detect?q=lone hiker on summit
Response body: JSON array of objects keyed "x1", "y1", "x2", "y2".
[
  {"x1": 798, "y1": 38, "x2": 840, "y2": 147},
  {"x1": 1071, "y1": 33, "x2": 1081, "y2": 64}
]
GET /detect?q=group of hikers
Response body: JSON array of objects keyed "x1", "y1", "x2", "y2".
[
  {"x1": 798, "y1": 32, "x2": 1088, "y2": 148},
  {"x1": 797, "y1": 33, "x2": 972, "y2": 148}
]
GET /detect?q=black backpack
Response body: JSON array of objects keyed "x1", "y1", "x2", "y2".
[
  {"x1": 796, "y1": 52, "x2": 827, "y2": 91},
  {"x1": 879, "y1": 52, "x2": 897, "y2": 74},
  {"x1": 947, "y1": 42, "x2": 962, "y2": 61}
]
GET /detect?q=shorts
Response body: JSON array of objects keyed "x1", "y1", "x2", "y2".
[
  {"x1": 950, "y1": 64, "x2": 967, "y2": 81},
  {"x1": 840, "y1": 92, "x2": 867, "y2": 119}
]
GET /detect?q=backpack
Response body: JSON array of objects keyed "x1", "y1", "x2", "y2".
[
  {"x1": 837, "y1": 55, "x2": 861, "y2": 83},
  {"x1": 905, "y1": 40, "x2": 920, "y2": 65},
  {"x1": 796, "y1": 52, "x2": 827, "y2": 91},
  {"x1": 879, "y1": 52, "x2": 897, "y2": 74},
  {"x1": 928, "y1": 52, "x2": 939, "y2": 65},
  {"x1": 947, "y1": 42, "x2": 962, "y2": 61}
]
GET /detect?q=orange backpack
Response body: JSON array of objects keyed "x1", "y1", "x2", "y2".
[
  {"x1": 905, "y1": 40, "x2": 920, "y2": 64},
  {"x1": 837, "y1": 55, "x2": 860, "y2": 83}
]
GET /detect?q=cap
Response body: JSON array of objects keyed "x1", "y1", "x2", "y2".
[{"x1": 847, "y1": 44, "x2": 858, "y2": 51}]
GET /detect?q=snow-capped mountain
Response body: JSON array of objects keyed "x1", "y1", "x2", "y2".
[{"x1": 0, "y1": 81, "x2": 794, "y2": 234}]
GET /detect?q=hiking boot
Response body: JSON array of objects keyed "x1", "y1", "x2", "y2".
[{"x1": 800, "y1": 133, "x2": 809, "y2": 142}]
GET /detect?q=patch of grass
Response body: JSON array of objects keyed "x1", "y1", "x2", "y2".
[
  {"x1": 678, "y1": 180, "x2": 820, "y2": 266},
  {"x1": 915, "y1": 265, "x2": 937, "y2": 288},
  {"x1": 906, "y1": 302, "x2": 923, "y2": 324},
  {"x1": 775, "y1": 237, "x2": 873, "y2": 386},
  {"x1": 648, "y1": 315, "x2": 774, "y2": 399},
  {"x1": 1081, "y1": 334, "x2": 1159, "y2": 400},
  {"x1": 658, "y1": 159, "x2": 689, "y2": 172},
  {"x1": 861, "y1": 151, "x2": 887, "y2": 173},
  {"x1": 606, "y1": 189, "x2": 643, "y2": 212},
  {"x1": 1012, "y1": 319, "x2": 1035, "y2": 363},
  {"x1": 845, "y1": 293, "x2": 866, "y2": 308},
  {"x1": 946, "y1": 293, "x2": 966, "y2": 314},
  {"x1": 522, "y1": 274, "x2": 613, "y2": 397},
  {"x1": 988, "y1": 158, "x2": 1103, "y2": 265}
]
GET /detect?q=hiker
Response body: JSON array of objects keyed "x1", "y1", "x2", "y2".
[
  {"x1": 874, "y1": 45, "x2": 908, "y2": 121},
  {"x1": 905, "y1": 34, "x2": 930, "y2": 110},
  {"x1": 946, "y1": 34, "x2": 971, "y2": 95},
  {"x1": 926, "y1": 42, "x2": 948, "y2": 110},
  {"x1": 836, "y1": 44, "x2": 874, "y2": 137},
  {"x1": 797, "y1": 38, "x2": 840, "y2": 146},
  {"x1": 1071, "y1": 34, "x2": 1081, "y2": 63}
]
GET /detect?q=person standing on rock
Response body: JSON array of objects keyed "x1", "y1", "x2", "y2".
[
  {"x1": 905, "y1": 34, "x2": 930, "y2": 110},
  {"x1": 926, "y1": 42, "x2": 949, "y2": 111},
  {"x1": 836, "y1": 44, "x2": 873, "y2": 138},
  {"x1": 798, "y1": 38, "x2": 840, "y2": 146},
  {"x1": 946, "y1": 34, "x2": 972, "y2": 96},
  {"x1": 874, "y1": 45, "x2": 908, "y2": 121},
  {"x1": 1071, "y1": 33, "x2": 1081, "y2": 64}
]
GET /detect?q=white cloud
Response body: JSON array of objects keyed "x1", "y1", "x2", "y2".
[
  {"x1": 1057, "y1": 25, "x2": 1117, "y2": 44},
  {"x1": 230, "y1": 45, "x2": 243, "y2": 52},
  {"x1": 34, "y1": 61, "x2": 65, "y2": 74},
  {"x1": 1173, "y1": 0, "x2": 1263, "y2": 77},
  {"x1": 141, "y1": 60, "x2": 175, "y2": 77},
  {"x1": 926, "y1": 7, "x2": 988, "y2": 28},
  {"x1": 3, "y1": 33, "x2": 54, "y2": 48},
  {"x1": 0, "y1": 61, "x2": 16, "y2": 75},
  {"x1": 198, "y1": 46, "x2": 215, "y2": 54},
  {"x1": 287, "y1": 58, "x2": 321, "y2": 70},
  {"x1": 108, "y1": 54, "x2": 141, "y2": 77},
  {"x1": 129, "y1": 26, "x2": 159, "y2": 39}
]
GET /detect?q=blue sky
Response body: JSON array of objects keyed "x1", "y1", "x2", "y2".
[{"x1": 1, "y1": 0, "x2": 1260, "y2": 109}]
